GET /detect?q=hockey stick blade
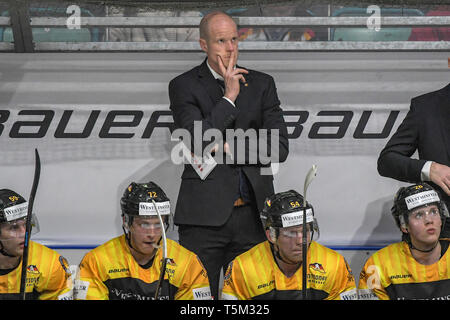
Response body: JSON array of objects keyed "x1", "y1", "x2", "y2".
[{"x1": 303, "y1": 165, "x2": 318, "y2": 203}]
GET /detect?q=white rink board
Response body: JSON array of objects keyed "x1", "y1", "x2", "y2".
[{"x1": 0, "y1": 52, "x2": 448, "y2": 252}]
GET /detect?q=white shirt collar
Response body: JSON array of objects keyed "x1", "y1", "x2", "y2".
[{"x1": 206, "y1": 59, "x2": 223, "y2": 81}]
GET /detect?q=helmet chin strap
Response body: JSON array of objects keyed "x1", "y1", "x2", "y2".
[
  {"x1": 268, "y1": 228, "x2": 299, "y2": 266},
  {"x1": 123, "y1": 227, "x2": 158, "y2": 257},
  {"x1": 123, "y1": 224, "x2": 168, "y2": 258},
  {"x1": 409, "y1": 240, "x2": 439, "y2": 253},
  {"x1": 271, "y1": 243, "x2": 299, "y2": 265},
  {"x1": 402, "y1": 223, "x2": 440, "y2": 253}
]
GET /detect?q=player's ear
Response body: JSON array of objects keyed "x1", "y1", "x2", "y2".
[{"x1": 266, "y1": 228, "x2": 276, "y2": 243}]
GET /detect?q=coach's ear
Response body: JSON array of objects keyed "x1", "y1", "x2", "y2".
[{"x1": 199, "y1": 38, "x2": 208, "y2": 53}]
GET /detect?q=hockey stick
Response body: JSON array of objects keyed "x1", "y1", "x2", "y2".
[
  {"x1": 19, "y1": 149, "x2": 41, "y2": 300},
  {"x1": 152, "y1": 199, "x2": 169, "y2": 300},
  {"x1": 302, "y1": 165, "x2": 317, "y2": 300}
]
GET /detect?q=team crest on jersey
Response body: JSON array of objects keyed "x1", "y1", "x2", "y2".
[
  {"x1": 167, "y1": 258, "x2": 176, "y2": 266},
  {"x1": 27, "y1": 265, "x2": 39, "y2": 274},
  {"x1": 309, "y1": 262, "x2": 325, "y2": 273}
]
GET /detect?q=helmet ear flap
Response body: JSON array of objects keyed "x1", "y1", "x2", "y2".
[
  {"x1": 122, "y1": 214, "x2": 133, "y2": 233},
  {"x1": 311, "y1": 218, "x2": 320, "y2": 241},
  {"x1": 266, "y1": 227, "x2": 277, "y2": 244},
  {"x1": 440, "y1": 201, "x2": 450, "y2": 218},
  {"x1": 399, "y1": 215, "x2": 408, "y2": 231}
]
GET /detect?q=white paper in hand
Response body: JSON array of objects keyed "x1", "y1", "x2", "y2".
[
  {"x1": 176, "y1": 142, "x2": 217, "y2": 180},
  {"x1": 191, "y1": 151, "x2": 217, "y2": 180}
]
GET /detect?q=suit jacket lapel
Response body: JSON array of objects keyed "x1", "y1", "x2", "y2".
[
  {"x1": 234, "y1": 65, "x2": 250, "y2": 111},
  {"x1": 197, "y1": 59, "x2": 223, "y2": 103},
  {"x1": 444, "y1": 83, "x2": 450, "y2": 102}
]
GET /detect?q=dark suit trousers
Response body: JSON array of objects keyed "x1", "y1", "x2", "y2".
[{"x1": 178, "y1": 202, "x2": 266, "y2": 300}]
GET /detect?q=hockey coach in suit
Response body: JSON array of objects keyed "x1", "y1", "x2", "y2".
[{"x1": 168, "y1": 11, "x2": 289, "y2": 299}]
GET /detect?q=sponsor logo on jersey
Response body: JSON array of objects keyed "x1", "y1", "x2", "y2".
[
  {"x1": 257, "y1": 280, "x2": 275, "y2": 290},
  {"x1": 108, "y1": 267, "x2": 129, "y2": 274},
  {"x1": 109, "y1": 287, "x2": 160, "y2": 300},
  {"x1": 309, "y1": 262, "x2": 325, "y2": 273},
  {"x1": 192, "y1": 287, "x2": 212, "y2": 300},
  {"x1": 358, "y1": 288, "x2": 379, "y2": 300},
  {"x1": 340, "y1": 288, "x2": 358, "y2": 300},
  {"x1": 307, "y1": 273, "x2": 328, "y2": 284},
  {"x1": 389, "y1": 273, "x2": 412, "y2": 280},
  {"x1": 58, "y1": 290, "x2": 73, "y2": 300}
]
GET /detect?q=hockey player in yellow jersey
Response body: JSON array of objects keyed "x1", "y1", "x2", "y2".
[
  {"x1": 75, "y1": 181, "x2": 211, "y2": 300},
  {"x1": 358, "y1": 183, "x2": 450, "y2": 300},
  {"x1": 222, "y1": 190, "x2": 357, "y2": 300},
  {"x1": 0, "y1": 189, "x2": 72, "y2": 300}
]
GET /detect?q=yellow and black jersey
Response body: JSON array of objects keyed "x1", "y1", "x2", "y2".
[
  {"x1": 222, "y1": 241, "x2": 357, "y2": 300},
  {"x1": 358, "y1": 239, "x2": 450, "y2": 300},
  {"x1": 75, "y1": 235, "x2": 211, "y2": 300},
  {"x1": 0, "y1": 241, "x2": 72, "y2": 300}
]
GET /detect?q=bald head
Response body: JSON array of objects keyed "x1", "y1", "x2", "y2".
[
  {"x1": 198, "y1": 11, "x2": 239, "y2": 76},
  {"x1": 199, "y1": 11, "x2": 236, "y2": 40}
]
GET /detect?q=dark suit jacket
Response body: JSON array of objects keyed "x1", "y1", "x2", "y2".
[
  {"x1": 169, "y1": 59, "x2": 289, "y2": 227},
  {"x1": 378, "y1": 83, "x2": 450, "y2": 206}
]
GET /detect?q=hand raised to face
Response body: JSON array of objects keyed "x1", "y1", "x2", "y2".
[{"x1": 217, "y1": 49, "x2": 248, "y2": 103}]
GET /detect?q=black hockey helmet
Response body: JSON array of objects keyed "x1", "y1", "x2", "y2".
[
  {"x1": 260, "y1": 190, "x2": 319, "y2": 240},
  {"x1": 121, "y1": 182, "x2": 170, "y2": 216},
  {"x1": 0, "y1": 189, "x2": 39, "y2": 257},
  {"x1": 120, "y1": 181, "x2": 171, "y2": 231},
  {"x1": 0, "y1": 189, "x2": 28, "y2": 224}
]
